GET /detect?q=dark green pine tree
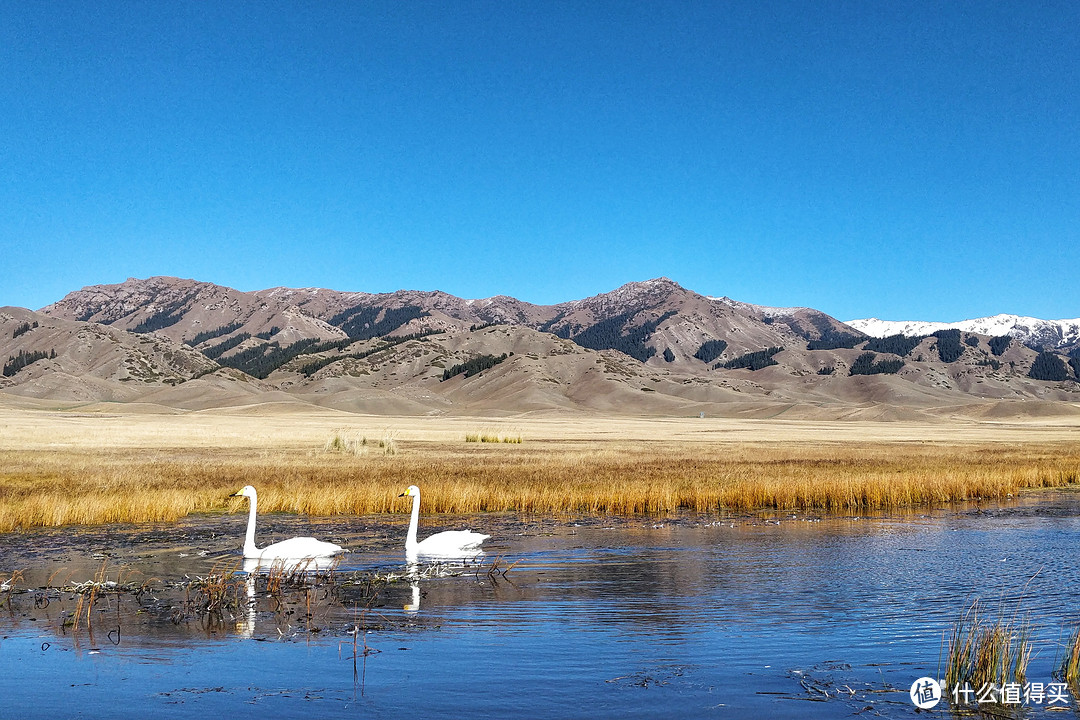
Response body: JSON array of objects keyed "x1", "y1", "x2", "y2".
[
  {"x1": 932, "y1": 329, "x2": 964, "y2": 363},
  {"x1": 1028, "y1": 351, "x2": 1069, "y2": 381},
  {"x1": 989, "y1": 335, "x2": 1012, "y2": 356},
  {"x1": 693, "y1": 339, "x2": 728, "y2": 363}
]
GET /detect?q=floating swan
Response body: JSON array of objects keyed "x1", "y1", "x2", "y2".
[
  {"x1": 399, "y1": 485, "x2": 489, "y2": 559},
  {"x1": 233, "y1": 485, "x2": 343, "y2": 563}
]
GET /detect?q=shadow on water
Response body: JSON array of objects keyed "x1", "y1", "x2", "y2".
[{"x1": 3, "y1": 493, "x2": 1080, "y2": 717}]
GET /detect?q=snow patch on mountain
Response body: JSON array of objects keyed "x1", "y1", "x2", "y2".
[
  {"x1": 846, "y1": 315, "x2": 1080, "y2": 351},
  {"x1": 710, "y1": 297, "x2": 811, "y2": 317}
]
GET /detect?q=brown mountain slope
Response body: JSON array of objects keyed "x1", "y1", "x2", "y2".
[
  {"x1": 9, "y1": 276, "x2": 1079, "y2": 418},
  {"x1": 40, "y1": 276, "x2": 855, "y2": 370},
  {"x1": 0, "y1": 306, "x2": 218, "y2": 403}
]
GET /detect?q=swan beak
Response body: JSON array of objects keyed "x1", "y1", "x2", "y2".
[{"x1": 398, "y1": 491, "x2": 407, "y2": 497}]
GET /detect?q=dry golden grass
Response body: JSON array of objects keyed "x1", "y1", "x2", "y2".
[{"x1": 0, "y1": 407, "x2": 1077, "y2": 531}]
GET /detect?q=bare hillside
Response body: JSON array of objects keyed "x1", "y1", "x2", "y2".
[{"x1": 2, "y1": 276, "x2": 1074, "y2": 418}]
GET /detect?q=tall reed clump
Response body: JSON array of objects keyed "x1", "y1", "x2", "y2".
[
  {"x1": 1057, "y1": 626, "x2": 1080, "y2": 685},
  {"x1": 324, "y1": 429, "x2": 366, "y2": 455},
  {"x1": 946, "y1": 600, "x2": 1033, "y2": 693},
  {"x1": 188, "y1": 560, "x2": 243, "y2": 614}
]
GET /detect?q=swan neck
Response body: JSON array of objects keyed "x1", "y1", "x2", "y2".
[
  {"x1": 244, "y1": 492, "x2": 260, "y2": 557},
  {"x1": 406, "y1": 492, "x2": 420, "y2": 551}
]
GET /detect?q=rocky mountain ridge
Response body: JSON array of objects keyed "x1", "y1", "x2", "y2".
[{"x1": 1, "y1": 276, "x2": 1077, "y2": 418}]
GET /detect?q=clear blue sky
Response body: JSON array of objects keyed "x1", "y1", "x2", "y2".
[{"x1": 2, "y1": 2, "x2": 1077, "y2": 321}]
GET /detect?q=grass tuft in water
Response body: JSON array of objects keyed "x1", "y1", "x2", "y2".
[
  {"x1": 0, "y1": 569, "x2": 23, "y2": 609},
  {"x1": 945, "y1": 600, "x2": 1033, "y2": 694},
  {"x1": 1057, "y1": 626, "x2": 1080, "y2": 685},
  {"x1": 189, "y1": 560, "x2": 243, "y2": 614}
]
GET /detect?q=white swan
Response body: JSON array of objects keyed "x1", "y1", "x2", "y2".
[
  {"x1": 399, "y1": 485, "x2": 489, "y2": 559},
  {"x1": 233, "y1": 485, "x2": 343, "y2": 562}
]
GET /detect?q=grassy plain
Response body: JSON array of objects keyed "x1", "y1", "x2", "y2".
[{"x1": 0, "y1": 405, "x2": 1078, "y2": 531}]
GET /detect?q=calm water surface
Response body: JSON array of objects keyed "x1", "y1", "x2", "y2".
[{"x1": 3, "y1": 494, "x2": 1080, "y2": 718}]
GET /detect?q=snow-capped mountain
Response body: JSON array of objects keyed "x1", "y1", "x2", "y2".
[{"x1": 845, "y1": 315, "x2": 1080, "y2": 353}]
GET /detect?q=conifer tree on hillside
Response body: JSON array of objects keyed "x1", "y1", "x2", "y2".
[
  {"x1": 806, "y1": 332, "x2": 862, "y2": 350},
  {"x1": 1029, "y1": 351, "x2": 1069, "y2": 381},
  {"x1": 932, "y1": 329, "x2": 964, "y2": 363},
  {"x1": 864, "y1": 334, "x2": 925, "y2": 357},
  {"x1": 12, "y1": 321, "x2": 37, "y2": 338},
  {"x1": 694, "y1": 339, "x2": 728, "y2": 363},
  {"x1": 3, "y1": 349, "x2": 54, "y2": 377},
  {"x1": 849, "y1": 352, "x2": 904, "y2": 376},
  {"x1": 441, "y1": 353, "x2": 509, "y2": 381},
  {"x1": 989, "y1": 335, "x2": 1012, "y2": 356},
  {"x1": 719, "y1": 347, "x2": 783, "y2": 371}
]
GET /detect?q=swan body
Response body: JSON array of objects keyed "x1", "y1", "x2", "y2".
[
  {"x1": 233, "y1": 485, "x2": 343, "y2": 562},
  {"x1": 400, "y1": 485, "x2": 489, "y2": 559}
]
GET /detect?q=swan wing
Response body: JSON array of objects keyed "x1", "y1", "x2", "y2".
[
  {"x1": 414, "y1": 530, "x2": 489, "y2": 556},
  {"x1": 258, "y1": 536, "x2": 343, "y2": 560}
]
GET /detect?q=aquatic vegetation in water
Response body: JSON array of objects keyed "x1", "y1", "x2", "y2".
[
  {"x1": 0, "y1": 554, "x2": 500, "y2": 649},
  {"x1": 1056, "y1": 625, "x2": 1080, "y2": 686},
  {"x1": 945, "y1": 599, "x2": 1033, "y2": 694},
  {"x1": 0, "y1": 569, "x2": 23, "y2": 609}
]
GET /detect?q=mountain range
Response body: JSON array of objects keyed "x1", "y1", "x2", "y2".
[
  {"x1": 847, "y1": 315, "x2": 1080, "y2": 352},
  {"x1": 2, "y1": 276, "x2": 1078, "y2": 420}
]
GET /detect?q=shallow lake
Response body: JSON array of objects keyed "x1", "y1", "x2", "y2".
[{"x1": 3, "y1": 493, "x2": 1080, "y2": 718}]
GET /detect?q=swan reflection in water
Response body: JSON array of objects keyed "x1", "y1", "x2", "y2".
[
  {"x1": 241, "y1": 555, "x2": 340, "y2": 575},
  {"x1": 404, "y1": 581, "x2": 421, "y2": 616},
  {"x1": 402, "y1": 555, "x2": 492, "y2": 617},
  {"x1": 238, "y1": 575, "x2": 256, "y2": 639},
  {"x1": 235, "y1": 555, "x2": 341, "y2": 639}
]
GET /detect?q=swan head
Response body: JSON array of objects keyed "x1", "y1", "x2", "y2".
[
  {"x1": 233, "y1": 485, "x2": 257, "y2": 499},
  {"x1": 399, "y1": 485, "x2": 420, "y2": 498}
]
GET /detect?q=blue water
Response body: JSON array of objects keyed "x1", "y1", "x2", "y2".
[{"x1": 3, "y1": 495, "x2": 1080, "y2": 718}]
